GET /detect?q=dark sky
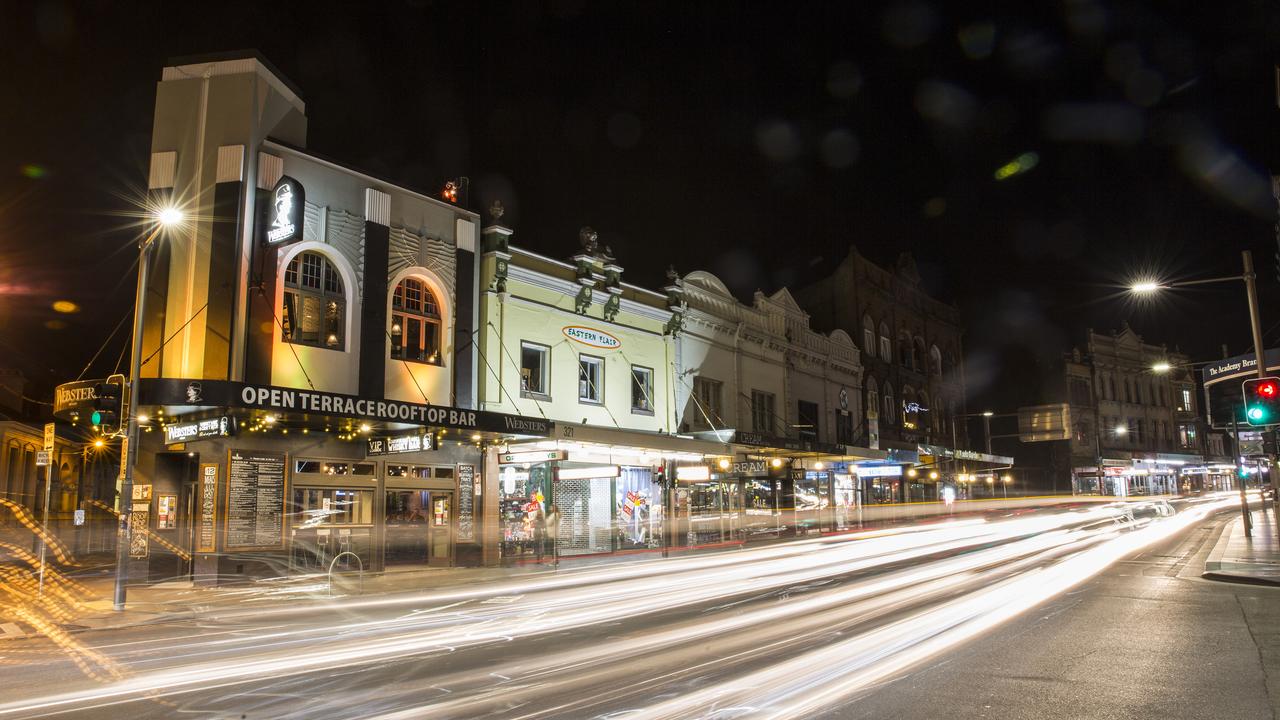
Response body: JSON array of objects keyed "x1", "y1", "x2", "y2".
[{"x1": 3, "y1": 0, "x2": 1279, "y2": 413}]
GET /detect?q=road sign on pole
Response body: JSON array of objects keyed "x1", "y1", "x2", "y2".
[{"x1": 43, "y1": 422, "x2": 54, "y2": 453}]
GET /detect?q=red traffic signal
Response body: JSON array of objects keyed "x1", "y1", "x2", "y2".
[{"x1": 1243, "y1": 376, "x2": 1280, "y2": 427}]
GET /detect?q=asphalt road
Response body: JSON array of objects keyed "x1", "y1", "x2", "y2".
[{"x1": 1, "y1": 496, "x2": 1275, "y2": 720}]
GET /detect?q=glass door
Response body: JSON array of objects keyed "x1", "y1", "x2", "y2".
[{"x1": 428, "y1": 492, "x2": 452, "y2": 566}]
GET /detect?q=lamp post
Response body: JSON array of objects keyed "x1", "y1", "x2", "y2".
[
  {"x1": 1001, "y1": 474, "x2": 1012, "y2": 499},
  {"x1": 113, "y1": 208, "x2": 182, "y2": 612},
  {"x1": 1131, "y1": 250, "x2": 1267, "y2": 537}
]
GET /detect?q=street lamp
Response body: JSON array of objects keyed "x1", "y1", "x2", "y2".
[
  {"x1": 114, "y1": 206, "x2": 183, "y2": 612},
  {"x1": 1129, "y1": 251, "x2": 1268, "y2": 537},
  {"x1": 1151, "y1": 361, "x2": 1172, "y2": 374},
  {"x1": 1002, "y1": 474, "x2": 1012, "y2": 499}
]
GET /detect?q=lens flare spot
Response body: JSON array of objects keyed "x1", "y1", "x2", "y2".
[
  {"x1": 20, "y1": 164, "x2": 47, "y2": 179},
  {"x1": 51, "y1": 300, "x2": 79, "y2": 314},
  {"x1": 44, "y1": 319, "x2": 67, "y2": 330}
]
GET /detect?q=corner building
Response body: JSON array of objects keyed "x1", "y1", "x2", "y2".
[{"x1": 76, "y1": 54, "x2": 550, "y2": 584}]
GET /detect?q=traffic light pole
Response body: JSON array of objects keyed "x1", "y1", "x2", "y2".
[
  {"x1": 113, "y1": 226, "x2": 158, "y2": 611},
  {"x1": 1231, "y1": 407, "x2": 1254, "y2": 538},
  {"x1": 1242, "y1": 250, "x2": 1280, "y2": 537}
]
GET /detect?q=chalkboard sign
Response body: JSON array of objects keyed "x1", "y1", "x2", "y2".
[
  {"x1": 129, "y1": 509, "x2": 149, "y2": 558},
  {"x1": 456, "y1": 464, "x2": 475, "y2": 542},
  {"x1": 225, "y1": 450, "x2": 287, "y2": 549},
  {"x1": 198, "y1": 463, "x2": 218, "y2": 553}
]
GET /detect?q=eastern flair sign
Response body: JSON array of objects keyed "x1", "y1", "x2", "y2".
[{"x1": 562, "y1": 326, "x2": 622, "y2": 350}]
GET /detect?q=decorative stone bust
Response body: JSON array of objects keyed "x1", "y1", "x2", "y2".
[{"x1": 579, "y1": 226, "x2": 599, "y2": 255}]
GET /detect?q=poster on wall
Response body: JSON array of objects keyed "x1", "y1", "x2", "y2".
[
  {"x1": 456, "y1": 464, "x2": 475, "y2": 542},
  {"x1": 225, "y1": 450, "x2": 287, "y2": 550},
  {"x1": 156, "y1": 494, "x2": 177, "y2": 530},
  {"x1": 129, "y1": 509, "x2": 149, "y2": 559},
  {"x1": 198, "y1": 463, "x2": 218, "y2": 553}
]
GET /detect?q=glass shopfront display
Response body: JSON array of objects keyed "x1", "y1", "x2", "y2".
[
  {"x1": 615, "y1": 466, "x2": 662, "y2": 550},
  {"x1": 678, "y1": 476, "x2": 741, "y2": 546},
  {"x1": 794, "y1": 470, "x2": 832, "y2": 534},
  {"x1": 740, "y1": 476, "x2": 783, "y2": 537},
  {"x1": 498, "y1": 462, "x2": 552, "y2": 561},
  {"x1": 833, "y1": 473, "x2": 857, "y2": 529},
  {"x1": 289, "y1": 487, "x2": 374, "y2": 571}
]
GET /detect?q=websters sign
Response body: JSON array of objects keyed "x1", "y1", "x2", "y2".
[{"x1": 264, "y1": 176, "x2": 304, "y2": 245}]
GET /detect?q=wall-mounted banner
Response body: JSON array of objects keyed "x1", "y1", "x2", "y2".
[
  {"x1": 264, "y1": 176, "x2": 305, "y2": 245},
  {"x1": 366, "y1": 432, "x2": 434, "y2": 456},
  {"x1": 138, "y1": 379, "x2": 553, "y2": 437},
  {"x1": 164, "y1": 416, "x2": 237, "y2": 445},
  {"x1": 562, "y1": 326, "x2": 622, "y2": 350}
]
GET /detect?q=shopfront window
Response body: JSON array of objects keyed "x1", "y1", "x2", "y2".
[
  {"x1": 616, "y1": 466, "x2": 660, "y2": 549},
  {"x1": 282, "y1": 251, "x2": 345, "y2": 350},
  {"x1": 498, "y1": 462, "x2": 552, "y2": 561},
  {"x1": 741, "y1": 477, "x2": 781, "y2": 536}
]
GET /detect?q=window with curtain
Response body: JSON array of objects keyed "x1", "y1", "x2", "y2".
[
  {"x1": 282, "y1": 251, "x2": 345, "y2": 349},
  {"x1": 390, "y1": 278, "x2": 442, "y2": 365},
  {"x1": 863, "y1": 315, "x2": 876, "y2": 359}
]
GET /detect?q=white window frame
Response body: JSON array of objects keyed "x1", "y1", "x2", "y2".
[
  {"x1": 579, "y1": 354, "x2": 604, "y2": 404},
  {"x1": 630, "y1": 365, "x2": 654, "y2": 415},
  {"x1": 520, "y1": 341, "x2": 551, "y2": 399}
]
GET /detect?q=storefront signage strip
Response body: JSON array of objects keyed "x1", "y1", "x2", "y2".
[
  {"x1": 138, "y1": 379, "x2": 552, "y2": 436},
  {"x1": 165, "y1": 416, "x2": 237, "y2": 445},
  {"x1": 367, "y1": 432, "x2": 434, "y2": 456}
]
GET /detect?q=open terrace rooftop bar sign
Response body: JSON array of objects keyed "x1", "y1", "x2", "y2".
[{"x1": 138, "y1": 379, "x2": 552, "y2": 436}]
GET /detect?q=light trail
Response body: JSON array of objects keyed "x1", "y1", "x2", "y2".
[{"x1": 0, "y1": 499, "x2": 1230, "y2": 719}]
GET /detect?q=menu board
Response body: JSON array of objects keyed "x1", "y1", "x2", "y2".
[
  {"x1": 456, "y1": 464, "x2": 475, "y2": 542},
  {"x1": 225, "y1": 450, "x2": 287, "y2": 549},
  {"x1": 198, "y1": 464, "x2": 218, "y2": 552}
]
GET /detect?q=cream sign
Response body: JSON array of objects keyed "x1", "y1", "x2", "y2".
[{"x1": 562, "y1": 325, "x2": 621, "y2": 349}]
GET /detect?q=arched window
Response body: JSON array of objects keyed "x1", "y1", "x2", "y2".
[
  {"x1": 914, "y1": 337, "x2": 927, "y2": 373},
  {"x1": 863, "y1": 315, "x2": 876, "y2": 359},
  {"x1": 879, "y1": 323, "x2": 892, "y2": 363},
  {"x1": 282, "y1": 251, "x2": 345, "y2": 349},
  {"x1": 930, "y1": 345, "x2": 942, "y2": 376},
  {"x1": 866, "y1": 377, "x2": 879, "y2": 421},
  {"x1": 390, "y1": 277, "x2": 443, "y2": 365},
  {"x1": 883, "y1": 383, "x2": 895, "y2": 425},
  {"x1": 898, "y1": 332, "x2": 913, "y2": 369}
]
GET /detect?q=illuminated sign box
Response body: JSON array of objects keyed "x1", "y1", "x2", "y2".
[{"x1": 165, "y1": 416, "x2": 237, "y2": 445}]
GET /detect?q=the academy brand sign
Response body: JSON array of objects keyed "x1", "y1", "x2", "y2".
[
  {"x1": 264, "y1": 176, "x2": 304, "y2": 245},
  {"x1": 137, "y1": 379, "x2": 552, "y2": 436},
  {"x1": 562, "y1": 326, "x2": 621, "y2": 350}
]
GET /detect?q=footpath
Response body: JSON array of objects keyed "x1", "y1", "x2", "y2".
[{"x1": 1203, "y1": 502, "x2": 1280, "y2": 586}]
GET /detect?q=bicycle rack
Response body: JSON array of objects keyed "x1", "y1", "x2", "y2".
[{"x1": 327, "y1": 551, "x2": 364, "y2": 597}]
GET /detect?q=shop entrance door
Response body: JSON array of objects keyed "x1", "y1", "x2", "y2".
[{"x1": 428, "y1": 492, "x2": 453, "y2": 567}]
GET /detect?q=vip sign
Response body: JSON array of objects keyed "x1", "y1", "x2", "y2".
[
  {"x1": 562, "y1": 326, "x2": 622, "y2": 350},
  {"x1": 265, "y1": 176, "x2": 304, "y2": 245}
]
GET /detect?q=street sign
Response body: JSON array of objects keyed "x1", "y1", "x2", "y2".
[
  {"x1": 43, "y1": 423, "x2": 55, "y2": 453},
  {"x1": 35, "y1": 451, "x2": 50, "y2": 466}
]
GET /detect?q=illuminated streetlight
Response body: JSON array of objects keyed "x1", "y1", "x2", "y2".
[
  {"x1": 1114, "y1": 425, "x2": 1128, "y2": 436},
  {"x1": 1151, "y1": 361, "x2": 1171, "y2": 373},
  {"x1": 906, "y1": 467, "x2": 918, "y2": 478},
  {"x1": 981, "y1": 411, "x2": 993, "y2": 417},
  {"x1": 717, "y1": 458, "x2": 730, "y2": 470},
  {"x1": 94, "y1": 439, "x2": 105, "y2": 448},
  {"x1": 929, "y1": 470, "x2": 939, "y2": 480},
  {"x1": 1130, "y1": 281, "x2": 1162, "y2": 293},
  {"x1": 157, "y1": 207, "x2": 184, "y2": 227}
]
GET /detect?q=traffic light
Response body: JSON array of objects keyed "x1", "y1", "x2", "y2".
[
  {"x1": 91, "y1": 374, "x2": 125, "y2": 434},
  {"x1": 1242, "y1": 377, "x2": 1280, "y2": 426}
]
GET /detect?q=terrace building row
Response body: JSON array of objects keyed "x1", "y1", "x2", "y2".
[{"x1": 37, "y1": 53, "x2": 1008, "y2": 584}]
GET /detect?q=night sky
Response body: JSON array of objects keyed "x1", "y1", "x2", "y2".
[{"x1": 3, "y1": 1, "x2": 1280, "y2": 416}]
